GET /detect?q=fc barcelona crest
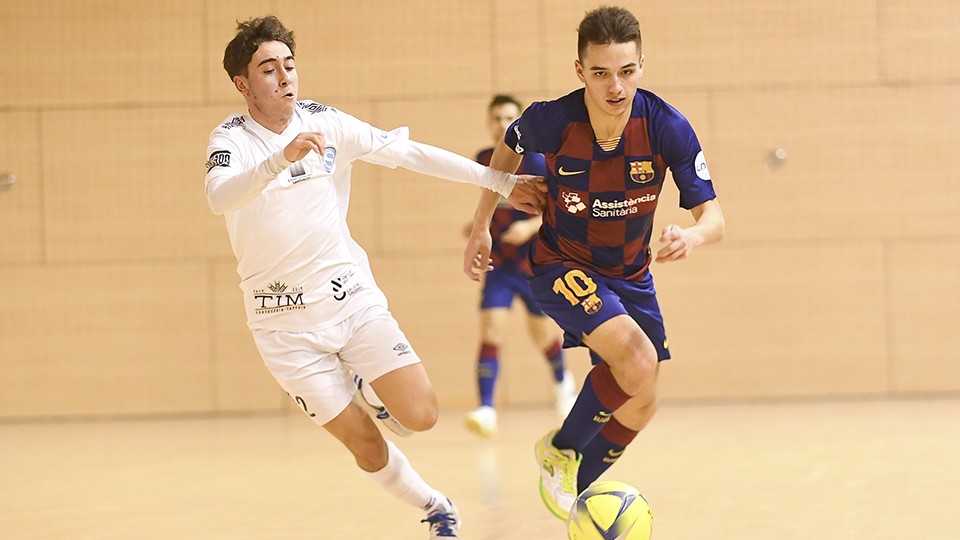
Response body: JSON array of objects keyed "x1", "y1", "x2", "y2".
[
  {"x1": 581, "y1": 294, "x2": 603, "y2": 315},
  {"x1": 629, "y1": 160, "x2": 655, "y2": 184}
]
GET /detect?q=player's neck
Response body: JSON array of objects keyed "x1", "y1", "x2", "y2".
[
  {"x1": 248, "y1": 105, "x2": 294, "y2": 135},
  {"x1": 583, "y1": 95, "x2": 631, "y2": 141}
]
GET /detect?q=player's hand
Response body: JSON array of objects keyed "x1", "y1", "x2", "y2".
[
  {"x1": 283, "y1": 132, "x2": 327, "y2": 162},
  {"x1": 501, "y1": 217, "x2": 540, "y2": 245},
  {"x1": 463, "y1": 226, "x2": 494, "y2": 281},
  {"x1": 506, "y1": 175, "x2": 547, "y2": 214},
  {"x1": 655, "y1": 224, "x2": 698, "y2": 263}
]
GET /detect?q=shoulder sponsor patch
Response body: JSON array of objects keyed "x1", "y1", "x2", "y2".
[
  {"x1": 695, "y1": 150, "x2": 711, "y2": 181},
  {"x1": 205, "y1": 150, "x2": 231, "y2": 172}
]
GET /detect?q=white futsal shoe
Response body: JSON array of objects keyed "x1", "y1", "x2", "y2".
[
  {"x1": 464, "y1": 405, "x2": 497, "y2": 437},
  {"x1": 554, "y1": 370, "x2": 577, "y2": 419},
  {"x1": 352, "y1": 374, "x2": 413, "y2": 438},
  {"x1": 421, "y1": 497, "x2": 461, "y2": 538}
]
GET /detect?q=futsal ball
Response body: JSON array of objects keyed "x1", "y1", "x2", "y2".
[{"x1": 567, "y1": 480, "x2": 653, "y2": 540}]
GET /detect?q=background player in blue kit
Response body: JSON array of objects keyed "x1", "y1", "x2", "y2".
[
  {"x1": 465, "y1": 95, "x2": 577, "y2": 437},
  {"x1": 463, "y1": 6, "x2": 726, "y2": 519}
]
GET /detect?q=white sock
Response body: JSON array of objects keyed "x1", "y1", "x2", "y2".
[{"x1": 367, "y1": 440, "x2": 443, "y2": 512}]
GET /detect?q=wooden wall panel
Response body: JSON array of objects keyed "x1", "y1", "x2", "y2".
[
  {"x1": 492, "y1": 0, "x2": 546, "y2": 92},
  {"x1": 2, "y1": 1, "x2": 959, "y2": 420},
  {"x1": 655, "y1": 242, "x2": 888, "y2": 399},
  {"x1": 42, "y1": 107, "x2": 236, "y2": 263},
  {"x1": 0, "y1": 264, "x2": 214, "y2": 418},
  {"x1": 372, "y1": 98, "x2": 491, "y2": 256},
  {"x1": 879, "y1": 0, "x2": 960, "y2": 83},
  {"x1": 273, "y1": 1, "x2": 493, "y2": 101},
  {"x1": 711, "y1": 86, "x2": 960, "y2": 243},
  {"x1": 543, "y1": 0, "x2": 880, "y2": 93},
  {"x1": 211, "y1": 262, "x2": 285, "y2": 412},
  {"x1": 371, "y1": 254, "x2": 481, "y2": 408},
  {"x1": 0, "y1": 112, "x2": 43, "y2": 263},
  {"x1": 887, "y1": 240, "x2": 960, "y2": 393},
  {"x1": 0, "y1": 1, "x2": 205, "y2": 108}
]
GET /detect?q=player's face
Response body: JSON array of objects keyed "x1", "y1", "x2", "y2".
[
  {"x1": 486, "y1": 102, "x2": 521, "y2": 143},
  {"x1": 234, "y1": 40, "x2": 298, "y2": 129},
  {"x1": 576, "y1": 41, "x2": 644, "y2": 118}
]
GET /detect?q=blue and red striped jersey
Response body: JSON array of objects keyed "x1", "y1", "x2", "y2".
[
  {"x1": 504, "y1": 88, "x2": 716, "y2": 281},
  {"x1": 475, "y1": 148, "x2": 547, "y2": 275}
]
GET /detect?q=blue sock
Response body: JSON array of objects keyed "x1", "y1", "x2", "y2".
[
  {"x1": 552, "y1": 362, "x2": 630, "y2": 453},
  {"x1": 577, "y1": 416, "x2": 638, "y2": 489},
  {"x1": 544, "y1": 339, "x2": 565, "y2": 382},
  {"x1": 477, "y1": 343, "x2": 499, "y2": 408}
]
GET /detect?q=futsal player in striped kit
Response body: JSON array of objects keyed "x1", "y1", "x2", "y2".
[
  {"x1": 464, "y1": 95, "x2": 577, "y2": 438},
  {"x1": 206, "y1": 16, "x2": 545, "y2": 538},
  {"x1": 463, "y1": 6, "x2": 725, "y2": 520}
]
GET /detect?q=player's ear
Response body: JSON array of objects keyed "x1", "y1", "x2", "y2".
[
  {"x1": 233, "y1": 75, "x2": 248, "y2": 95},
  {"x1": 637, "y1": 54, "x2": 645, "y2": 77},
  {"x1": 575, "y1": 59, "x2": 586, "y2": 84}
]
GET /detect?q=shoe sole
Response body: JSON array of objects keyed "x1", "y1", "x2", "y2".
[
  {"x1": 538, "y1": 478, "x2": 570, "y2": 521},
  {"x1": 534, "y1": 435, "x2": 571, "y2": 521}
]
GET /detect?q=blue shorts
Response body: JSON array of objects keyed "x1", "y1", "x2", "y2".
[
  {"x1": 528, "y1": 267, "x2": 671, "y2": 361},
  {"x1": 480, "y1": 268, "x2": 545, "y2": 316}
]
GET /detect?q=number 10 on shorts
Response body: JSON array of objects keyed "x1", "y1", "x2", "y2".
[{"x1": 552, "y1": 269, "x2": 604, "y2": 315}]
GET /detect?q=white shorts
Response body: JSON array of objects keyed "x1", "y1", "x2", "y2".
[{"x1": 251, "y1": 304, "x2": 422, "y2": 425}]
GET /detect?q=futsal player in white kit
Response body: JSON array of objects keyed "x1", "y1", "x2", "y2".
[{"x1": 205, "y1": 16, "x2": 546, "y2": 538}]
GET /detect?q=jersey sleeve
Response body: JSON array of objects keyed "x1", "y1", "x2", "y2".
[
  {"x1": 503, "y1": 101, "x2": 549, "y2": 156},
  {"x1": 204, "y1": 126, "x2": 292, "y2": 215},
  {"x1": 334, "y1": 109, "x2": 411, "y2": 168},
  {"x1": 657, "y1": 104, "x2": 717, "y2": 210},
  {"x1": 519, "y1": 152, "x2": 547, "y2": 177}
]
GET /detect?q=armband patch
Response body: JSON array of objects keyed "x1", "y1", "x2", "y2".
[{"x1": 205, "y1": 150, "x2": 231, "y2": 172}]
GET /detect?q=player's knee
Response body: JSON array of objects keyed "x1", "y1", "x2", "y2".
[
  {"x1": 396, "y1": 402, "x2": 438, "y2": 432},
  {"x1": 615, "y1": 349, "x2": 658, "y2": 396}
]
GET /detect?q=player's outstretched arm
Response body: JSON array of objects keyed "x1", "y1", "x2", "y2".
[{"x1": 655, "y1": 198, "x2": 725, "y2": 263}]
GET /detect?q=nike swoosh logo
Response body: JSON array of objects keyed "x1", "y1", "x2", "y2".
[
  {"x1": 607, "y1": 449, "x2": 624, "y2": 458},
  {"x1": 558, "y1": 166, "x2": 586, "y2": 176}
]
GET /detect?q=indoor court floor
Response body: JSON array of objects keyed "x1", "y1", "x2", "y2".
[{"x1": 2, "y1": 397, "x2": 958, "y2": 539}]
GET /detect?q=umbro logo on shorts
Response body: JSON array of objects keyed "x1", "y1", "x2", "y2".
[{"x1": 393, "y1": 343, "x2": 411, "y2": 356}]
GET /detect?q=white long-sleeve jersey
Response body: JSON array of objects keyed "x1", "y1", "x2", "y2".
[{"x1": 205, "y1": 100, "x2": 518, "y2": 331}]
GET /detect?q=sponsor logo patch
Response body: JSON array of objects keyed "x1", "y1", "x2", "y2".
[
  {"x1": 322, "y1": 146, "x2": 336, "y2": 173},
  {"x1": 695, "y1": 150, "x2": 711, "y2": 181},
  {"x1": 205, "y1": 150, "x2": 231, "y2": 172},
  {"x1": 561, "y1": 191, "x2": 587, "y2": 214},
  {"x1": 253, "y1": 281, "x2": 305, "y2": 314}
]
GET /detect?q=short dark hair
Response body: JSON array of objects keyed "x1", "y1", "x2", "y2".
[
  {"x1": 222, "y1": 15, "x2": 296, "y2": 80},
  {"x1": 488, "y1": 94, "x2": 523, "y2": 111},
  {"x1": 577, "y1": 6, "x2": 642, "y2": 60}
]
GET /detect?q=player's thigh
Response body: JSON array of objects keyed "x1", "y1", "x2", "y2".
[
  {"x1": 338, "y1": 306, "x2": 437, "y2": 429},
  {"x1": 251, "y1": 328, "x2": 355, "y2": 426},
  {"x1": 582, "y1": 315, "x2": 657, "y2": 372}
]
